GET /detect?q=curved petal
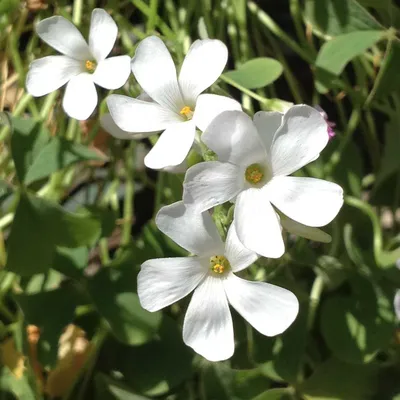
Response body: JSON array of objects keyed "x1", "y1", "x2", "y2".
[
  {"x1": 224, "y1": 274, "x2": 299, "y2": 336},
  {"x1": 225, "y1": 224, "x2": 258, "y2": 272},
  {"x1": 280, "y1": 215, "x2": 332, "y2": 243},
  {"x1": 89, "y1": 8, "x2": 117, "y2": 61},
  {"x1": 193, "y1": 94, "x2": 242, "y2": 132},
  {"x1": 26, "y1": 56, "x2": 82, "y2": 97},
  {"x1": 183, "y1": 275, "x2": 234, "y2": 362},
  {"x1": 253, "y1": 111, "x2": 283, "y2": 158},
  {"x1": 234, "y1": 188, "x2": 284, "y2": 258},
  {"x1": 138, "y1": 257, "x2": 207, "y2": 312},
  {"x1": 156, "y1": 201, "x2": 224, "y2": 256},
  {"x1": 179, "y1": 39, "x2": 228, "y2": 104},
  {"x1": 62, "y1": 73, "x2": 97, "y2": 120},
  {"x1": 202, "y1": 110, "x2": 267, "y2": 166},
  {"x1": 100, "y1": 114, "x2": 153, "y2": 140},
  {"x1": 36, "y1": 16, "x2": 91, "y2": 60},
  {"x1": 144, "y1": 121, "x2": 195, "y2": 169},
  {"x1": 106, "y1": 94, "x2": 181, "y2": 132},
  {"x1": 270, "y1": 105, "x2": 328, "y2": 177},
  {"x1": 395, "y1": 290, "x2": 400, "y2": 320},
  {"x1": 183, "y1": 161, "x2": 243, "y2": 212},
  {"x1": 266, "y1": 176, "x2": 344, "y2": 227},
  {"x1": 131, "y1": 36, "x2": 184, "y2": 112},
  {"x1": 93, "y1": 55, "x2": 131, "y2": 89}
]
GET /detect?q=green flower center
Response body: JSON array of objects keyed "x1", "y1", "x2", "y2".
[
  {"x1": 245, "y1": 163, "x2": 264, "y2": 185},
  {"x1": 180, "y1": 106, "x2": 194, "y2": 120},
  {"x1": 85, "y1": 60, "x2": 97, "y2": 73},
  {"x1": 209, "y1": 255, "x2": 230, "y2": 275}
]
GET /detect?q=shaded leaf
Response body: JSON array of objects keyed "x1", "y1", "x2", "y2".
[
  {"x1": 0, "y1": 338, "x2": 26, "y2": 379},
  {"x1": 252, "y1": 388, "x2": 292, "y2": 400}
]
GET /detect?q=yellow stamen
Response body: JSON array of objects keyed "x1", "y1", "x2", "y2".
[
  {"x1": 180, "y1": 106, "x2": 194, "y2": 120},
  {"x1": 245, "y1": 163, "x2": 264, "y2": 185},
  {"x1": 209, "y1": 255, "x2": 230, "y2": 275},
  {"x1": 85, "y1": 60, "x2": 96, "y2": 72}
]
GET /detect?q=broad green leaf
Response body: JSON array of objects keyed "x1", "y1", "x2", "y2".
[
  {"x1": 252, "y1": 388, "x2": 292, "y2": 400},
  {"x1": 224, "y1": 58, "x2": 283, "y2": 89},
  {"x1": 304, "y1": 0, "x2": 383, "y2": 38},
  {"x1": 315, "y1": 30, "x2": 385, "y2": 93},
  {"x1": 52, "y1": 247, "x2": 89, "y2": 280},
  {"x1": 0, "y1": 0, "x2": 19, "y2": 14},
  {"x1": 0, "y1": 368, "x2": 37, "y2": 400},
  {"x1": 6, "y1": 193, "x2": 100, "y2": 276},
  {"x1": 299, "y1": 358, "x2": 378, "y2": 400},
  {"x1": 24, "y1": 137, "x2": 106, "y2": 185},
  {"x1": 87, "y1": 264, "x2": 161, "y2": 346}
]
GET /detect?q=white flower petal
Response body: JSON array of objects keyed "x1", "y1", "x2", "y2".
[
  {"x1": 224, "y1": 274, "x2": 299, "y2": 336},
  {"x1": 395, "y1": 290, "x2": 400, "y2": 320},
  {"x1": 131, "y1": 36, "x2": 184, "y2": 112},
  {"x1": 281, "y1": 215, "x2": 332, "y2": 243},
  {"x1": 270, "y1": 105, "x2": 328, "y2": 177},
  {"x1": 106, "y1": 94, "x2": 181, "y2": 132},
  {"x1": 266, "y1": 176, "x2": 344, "y2": 227},
  {"x1": 253, "y1": 111, "x2": 283, "y2": 157},
  {"x1": 183, "y1": 275, "x2": 234, "y2": 362},
  {"x1": 138, "y1": 257, "x2": 207, "y2": 312},
  {"x1": 202, "y1": 110, "x2": 266, "y2": 166},
  {"x1": 62, "y1": 73, "x2": 97, "y2": 120},
  {"x1": 144, "y1": 121, "x2": 195, "y2": 169},
  {"x1": 26, "y1": 56, "x2": 82, "y2": 97},
  {"x1": 156, "y1": 201, "x2": 224, "y2": 256},
  {"x1": 183, "y1": 161, "x2": 243, "y2": 211},
  {"x1": 225, "y1": 224, "x2": 258, "y2": 272},
  {"x1": 89, "y1": 8, "x2": 117, "y2": 61},
  {"x1": 93, "y1": 56, "x2": 131, "y2": 89},
  {"x1": 36, "y1": 16, "x2": 91, "y2": 60},
  {"x1": 179, "y1": 39, "x2": 228, "y2": 104},
  {"x1": 193, "y1": 94, "x2": 242, "y2": 132},
  {"x1": 234, "y1": 188, "x2": 284, "y2": 258},
  {"x1": 100, "y1": 114, "x2": 153, "y2": 140}
]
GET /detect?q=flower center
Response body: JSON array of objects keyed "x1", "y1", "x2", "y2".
[
  {"x1": 85, "y1": 60, "x2": 97, "y2": 73},
  {"x1": 209, "y1": 255, "x2": 230, "y2": 275},
  {"x1": 245, "y1": 163, "x2": 264, "y2": 185},
  {"x1": 180, "y1": 106, "x2": 194, "y2": 120}
]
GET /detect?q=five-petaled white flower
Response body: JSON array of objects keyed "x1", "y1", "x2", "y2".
[
  {"x1": 106, "y1": 36, "x2": 241, "y2": 170},
  {"x1": 183, "y1": 105, "x2": 344, "y2": 258},
  {"x1": 26, "y1": 9, "x2": 131, "y2": 120},
  {"x1": 138, "y1": 201, "x2": 299, "y2": 362}
]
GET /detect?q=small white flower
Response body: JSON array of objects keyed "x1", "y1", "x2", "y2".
[
  {"x1": 26, "y1": 9, "x2": 131, "y2": 120},
  {"x1": 138, "y1": 201, "x2": 299, "y2": 362},
  {"x1": 106, "y1": 36, "x2": 241, "y2": 170},
  {"x1": 183, "y1": 105, "x2": 344, "y2": 258}
]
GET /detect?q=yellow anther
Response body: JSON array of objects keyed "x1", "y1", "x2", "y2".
[
  {"x1": 180, "y1": 106, "x2": 194, "y2": 120},
  {"x1": 85, "y1": 60, "x2": 97, "y2": 72},
  {"x1": 245, "y1": 163, "x2": 264, "y2": 185},
  {"x1": 212, "y1": 264, "x2": 225, "y2": 274},
  {"x1": 209, "y1": 255, "x2": 230, "y2": 275}
]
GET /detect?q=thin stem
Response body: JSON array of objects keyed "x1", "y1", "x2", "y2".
[
  {"x1": 306, "y1": 274, "x2": 324, "y2": 332},
  {"x1": 73, "y1": 0, "x2": 84, "y2": 26},
  {"x1": 121, "y1": 142, "x2": 135, "y2": 246}
]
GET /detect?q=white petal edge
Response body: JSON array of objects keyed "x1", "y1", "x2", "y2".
[
  {"x1": 89, "y1": 8, "x2": 117, "y2": 61},
  {"x1": 144, "y1": 121, "x2": 195, "y2": 169},
  {"x1": 183, "y1": 161, "x2": 243, "y2": 212},
  {"x1": 100, "y1": 114, "x2": 153, "y2": 140},
  {"x1": 270, "y1": 105, "x2": 329, "y2": 177},
  {"x1": 266, "y1": 176, "x2": 344, "y2": 227},
  {"x1": 93, "y1": 55, "x2": 131, "y2": 89},
  {"x1": 36, "y1": 16, "x2": 91, "y2": 60},
  {"x1": 183, "y1": 275, "x2": 234, "y2": 362},
  {"x1": 253, "y1": 111, "x2": 283, "y2": 158},
  {"x1": 106, "y1": 94, "x2": 181, "y2": 132},
  {"x1": 155, "y1": 201, "x2": 224, "y2": 256},
  {"x1": 131, "y1": 36, "x2": 184, "y2": 112},
  {"x1": 193, "y1": 94, "x2": 242, "y2": 132},
  {"x1": 394, "y1": 290, "x2": 400, "y2": 320},
  {"x1": 234, "y1": 188, "x2": 284, "y2": 258},
  {"x1": 26, "y1": 56, "x2": 82, "y2": 97},
  {"x1": 281, "y1": 215, "x2": 332, "y2": 243},
  {"x1": 224, "y1": 274, "x2": 299, "y2": 336},
  {"x1": 179, "y1": 39, "x2": 228, "y2": 104},
  {"x1": 224, "y1": 223, "x2": 258, "y2": 272},
  {"x1": 62, "y1": 73, "x2": 97, "y2": 120},
  {"x1": 138, "y1": 257, "x2": 207, "y2": 312}
]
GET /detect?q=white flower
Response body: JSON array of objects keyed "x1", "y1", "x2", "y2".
[
  {"x1": 106, "y1": 36, "x2": 241, "y2": 170},
  {"x1": 138, "y1": 201, "x2": 299, "y2": 362},
  {"x1": 183, "y1": 105, "x2": 344, "y2": 258},
  {"x1": 26, "y1": 9, "x2": 131, "y2": 120}
]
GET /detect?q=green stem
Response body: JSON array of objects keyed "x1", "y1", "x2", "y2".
[
  {"x1": 306, "y1": 274, "x2": 324, "y2": 332},
  {"x1": 72, "y1": 0, "x2": 84, "y2": 26},
  {"x1": 147, "y1": 0, "x2": 159, "y2": 33},
  {"x1": 121, "y1": 142, "x2": 135, "y2": 246}
]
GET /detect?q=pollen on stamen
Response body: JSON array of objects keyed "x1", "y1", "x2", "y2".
[
  {"x1": 85, "y1": 60, "x2": 97, "y2": 73},
  {"x1": 209, "y1": 255, "x2": 230, "y2": 275},
  {"x1": 245, "y1": 163, "x2": 264, "y2": 185},
  {"x1": 180, "y1": 106, "x2": 194, "y2": 120}
]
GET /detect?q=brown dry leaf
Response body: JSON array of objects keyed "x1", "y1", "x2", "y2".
[
  {"x1": 27, "y1": 325, "x2": 45, "y2": 391},
  {"x1": 0, "y1": 337, "x2": 26, "y2": 379}
]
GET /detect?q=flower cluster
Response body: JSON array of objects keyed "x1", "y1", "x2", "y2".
[{"x1": 26, "y1": 9, "x2": 344, "y2": 362}]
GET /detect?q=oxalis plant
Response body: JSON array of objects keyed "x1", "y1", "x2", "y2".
[{"x1": 0, "y1": 0, "x2": 400, "y2": 399}]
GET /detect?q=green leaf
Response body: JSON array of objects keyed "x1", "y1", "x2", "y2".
[
  {"x1": 24, "y1": 137, "x2": 106, "y2": 185},
  {"x1": 299, "y1": 358, "x2": 378, "y2": 400},
  {"x1": 224, "y1": 58, "x2": 283, "y2": 89},
  {"x1": 0, "y1": 0, "x2": 20, "y2": 14},
  {"x1": 0, "y1": 368, "x2": 36, "y2": 400},
  {"x1": 6, "y1": 193, "x2": 100, "y2": 276},
  {"x1": 87, "y1": 264, "x2": 161, "y2": 346},
  {"x1": 252, "y1": 388, "x2": 292, "y2": 400},
  {"x1": 315, "y1": 30, "x2": 385, "y2": 93},
  {"x1": 304, "y1": 0, "x2": 383, "y2": 38},
  {"x1": 53, "y1": 247, "x2": 89, "y2": 280}
]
